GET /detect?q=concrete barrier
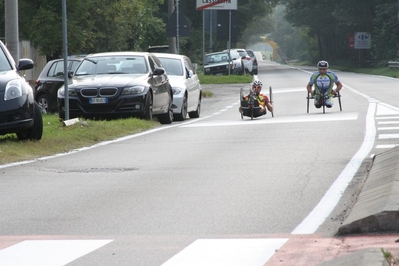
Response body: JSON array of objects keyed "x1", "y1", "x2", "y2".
[{"x1": 338, "y1": 147, "x2": 399, "y2": 235}]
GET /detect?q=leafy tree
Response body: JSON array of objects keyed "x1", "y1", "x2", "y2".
[{"x1": 18, "y1": 0, "x2": 166, "y2": 60}]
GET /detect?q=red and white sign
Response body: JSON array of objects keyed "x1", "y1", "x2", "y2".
[{"x1": 196, "y1": 0, "x2": 237, "y2": 10}]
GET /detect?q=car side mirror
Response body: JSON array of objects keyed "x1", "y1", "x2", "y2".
[
  {"x1": 187, "y1": 69, "x2": 193, "y2": 78},
  {"x1": 153, "y1": 67, "x2": 165, "y2": 76},
  {"x1": 67, "y1": 70, "x2": 74, "y2": 78},
  {"x1": 17, "y1": 58, "x2": 34, "y2": 71}
]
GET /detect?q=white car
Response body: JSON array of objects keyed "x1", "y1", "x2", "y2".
[
  {"x1": 224, "y1": 49, "x2": 244, "y2": 74},
  {"x1": 233, "y1": 48, "x2": 253, "y2": 74},
  {"x1": 154, "y1": 53, "x2": 202, "y2": 121}
]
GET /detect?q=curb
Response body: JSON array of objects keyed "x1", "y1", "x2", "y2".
[{"x1": 338, "y1": 147, "x2": 399, "y2": 235}]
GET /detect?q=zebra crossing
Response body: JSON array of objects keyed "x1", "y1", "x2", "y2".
[{"x1": 375, "y1": 104, "x2": 399, "y2": 151}]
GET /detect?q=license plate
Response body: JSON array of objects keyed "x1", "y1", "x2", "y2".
[{"x1": 89, "y1": 97, "x2": 108, "y2": 104}]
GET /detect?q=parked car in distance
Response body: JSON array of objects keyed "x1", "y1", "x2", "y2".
[
  {"x1": 35, "y1": 57, "x2": 83, "y2": 113},
  {"x1": 230, "y1": 48, "x2": 252, "y2": 74},
  {"x1": 224, "y1": 49, "x2": 244, "y2": 74},
  {"x1": 154, "y1": 53, "x2": 202, "y2": 121},
  {"x1": 0, "y1": 40, "x2": 43, "y2": 140},
  {"x1": 57, "y1": 51, "x2": 174, "y2": 124},
  {"x1": 245, "y1": 49, "x2": 258, "y2": 75},
  {"x1": 203, "y1": 51, "x2": 234, "y2": 75}
]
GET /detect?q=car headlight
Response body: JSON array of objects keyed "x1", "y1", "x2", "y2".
[
  {"x1": 57, "y1": 86, "x2": 77, "y2": 97},
  {"x1": 122, "y1": 86, "x2": 145, "y2": 95},
  {"x1": 4, "y1": 79, "x2": 23, "y2": 100},
  {"x1": 172, "y1": 87, "x2": 183, "y2": 95}
]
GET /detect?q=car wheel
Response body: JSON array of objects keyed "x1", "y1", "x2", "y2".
[
  {"x1": 158, "y1": 97, "x2": 173, "y2": 124},
  {"x1": 189, "y1": 96, "x2": 201, "y2": 118},
  {"x1": 17, "y1": 102, "x2": 43, "y2": 141},
  {"x1": 36, "y1": 94, "x2": 49, "y2": 113},
  {"x1": 174, "y1": 94, "x2": 187, "y2": 121},
  {"x1": 142, "y1": 92, "x2": 153, "y2": 120}
]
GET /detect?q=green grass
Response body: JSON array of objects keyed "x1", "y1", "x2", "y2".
[
  {"x1": 198, "y1": 73, "x2": 253, "y2": 84},
  {"x1": 0, "y1": 114, "x2": 159, "y2": 165}
]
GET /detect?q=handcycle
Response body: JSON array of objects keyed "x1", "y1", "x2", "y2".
[
  {"x1": 239, "y1": 85, "x2": 274, "y2": 120},
  {"x1": 306, "y1": 86, "x2": 342, "y2": 114}
]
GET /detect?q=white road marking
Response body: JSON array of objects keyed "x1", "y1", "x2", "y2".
[
  {"x1": 376, "y1": 144, "x2": 399, "y2": 149},
  {"x1": 378, "y1": 121, "x2": 399, "y2": 124},
  {"x1": 181, "y1": 113, "x2": 358, "y2": 128},
  {"x1": 161, "y1": 239, "x2": 288, "y2": 266},
  {"x1": 377, "y1": 127, "x2": 399, "y2": 130},
  {"x1": 0, "y1": 240, "x2": 113, "y2": 266},
  {"x1": 291, "y1": 85, "x2": 377, "y2": 235},
  {"x1": 379, "y1": 134, "x2": 399, "y2": 139}
]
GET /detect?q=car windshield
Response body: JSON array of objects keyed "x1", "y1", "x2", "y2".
[
  {"x1": 204, "y1": 53, "x2": 229, "y2": 64},
  {"x1": 157, "y1": 58, "x2": 183, "y2": 76},
  {"x1": 75, "y1": 56, "x2": 148, "y2": 75},
  {"x1": 0, "y1": 46, "x2": 13, "y2": 72}
]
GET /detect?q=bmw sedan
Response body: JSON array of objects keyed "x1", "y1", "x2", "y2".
[
  {"x1": 154, "y1": 53, "x2": 201, "y2": 121},
  {"x1": 0, "y1": 41, "x2": 43, "y2": 140},
  {"x1": 57, "y1": 52, "x2": 174, "y2": 124}
]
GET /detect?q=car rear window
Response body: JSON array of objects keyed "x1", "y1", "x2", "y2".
[{"x1": 246, "y1": 50, "x2": 255, "y2": 57}]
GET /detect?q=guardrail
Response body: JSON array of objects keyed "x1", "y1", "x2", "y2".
[{"x1": 388, "y1": 61, "x2": 399, "y2": 68}]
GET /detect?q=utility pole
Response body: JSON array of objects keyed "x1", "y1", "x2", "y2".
[
  {"x1": 168, "y1": 0, "x2": 177, "y2": 53},
  {"x1": 5, "y1": 0, "x2": 19, "y2": 61}
]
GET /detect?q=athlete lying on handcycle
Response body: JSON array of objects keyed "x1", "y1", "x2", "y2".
[{"x1": 239, "y1": 80, "x2": 273, "y2": 118}]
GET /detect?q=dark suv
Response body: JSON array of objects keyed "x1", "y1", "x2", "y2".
[
  {"x1": 0, "y1": 41, "x2": 43, "y2": 140},
  {"x1": 203, "y1": 51, "x2": 234, "y2": 75},
  {"x1": 35, "y1": 57, "x2": 83, "y2": 113}
]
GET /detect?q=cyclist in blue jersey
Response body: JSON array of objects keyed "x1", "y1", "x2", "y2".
[{"x1": 306, "y1": 60, "x2": 343, "y2": 108}]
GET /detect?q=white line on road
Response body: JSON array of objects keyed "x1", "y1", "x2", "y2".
[
  {"x1": 379, "y1": 134, "x2": 399, "y2": 139},
  {"x1": 181, "y1": 113, "x2": 358, "y2": 128},
  {"x1": 0, "y1": 240, "x2": 113, "y2": 266},
  {"x1": 291, "y1": 83, "x2": 377, "y2": 235},
  {"x1": 161, "y1": 239, "x2": 288, "y2": 266}
]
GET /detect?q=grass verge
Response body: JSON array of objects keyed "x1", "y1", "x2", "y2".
[{"x1": 0, "y1": 114, "x2": 159, "y2": 165}]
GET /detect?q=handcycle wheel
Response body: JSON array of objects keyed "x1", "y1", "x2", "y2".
[
  {"x1": 322, "y1": 95, "x2": 326, "y2": 114},
  {"x1": 307, "y1": 92, "x2": 311, "y2": 113},
  {"x1": 250, "y1": 108, "x2": 254, "y2": 120},
  {"x1": 337, "y1": 91, "x2": 342, "y2": 111},
  {"x1": 269, "y1": 86, "x2": 274, "y2": 117}
]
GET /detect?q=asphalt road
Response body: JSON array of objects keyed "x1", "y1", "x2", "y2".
[{"x1": 1, "y1": 60, "x2": 398, "y2": 265}]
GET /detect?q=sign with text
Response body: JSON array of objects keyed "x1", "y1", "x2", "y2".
[
  {"x1": 354, "y1": 32, "x2": 371, "y2": 49},
  {"x1": 196, "y1": 0, "x2": 237, "y2": 10}
]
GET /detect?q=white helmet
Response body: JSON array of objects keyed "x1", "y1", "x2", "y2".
[{"x1": 252, "y1": 80, "x2": 263, "y2": 87}]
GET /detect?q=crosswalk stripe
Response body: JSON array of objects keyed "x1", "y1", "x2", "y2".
[
  {"x1": 379, "y1": 133, "x2": 399, "y2": 139},
  {"x1": 0, "y1": 240, "x2": 113, "y2": 266},
  {"x1": 161, "y1": 238, "x2": 288, "y2": 266}
]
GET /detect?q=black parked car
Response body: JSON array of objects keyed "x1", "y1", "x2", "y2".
[
  {"x1": 57, "y1": 51, "x2": 174, "y2": 124},
  {"x1": 35, "y1": 57, "x2": 83, "y2": 113},
  {"x1": 0, "y1": 41, "x2": 43, "y2": 140}
]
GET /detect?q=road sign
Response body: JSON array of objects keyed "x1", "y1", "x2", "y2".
[
  {"x1": 196, "y1": 0, "x2": 237, "y2": 10},
  {"x1": 354, "y1": 32, "x2": 371, "y2": 49}
]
